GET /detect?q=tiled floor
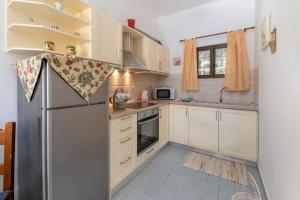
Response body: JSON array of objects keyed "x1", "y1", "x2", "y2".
[{"x1": 112, "y1": 145, "x2": 268, "y2": 200}]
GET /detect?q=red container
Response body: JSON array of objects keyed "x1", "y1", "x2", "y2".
[{"x1": 128, "y1": 19, "x2": 135, "y2": 28}]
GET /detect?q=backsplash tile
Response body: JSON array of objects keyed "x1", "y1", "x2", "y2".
[
  {"x1": 109, "y1": 70, "x2": 258, "y2": 105},
  {"x1": 158, "y1": 69, "x2": 258, "y2": 105},
  {"x1": 109, "y1": 71, "x2": 162, "y2": 101}
]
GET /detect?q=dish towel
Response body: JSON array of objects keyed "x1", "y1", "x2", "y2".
[{"x1": 14, "y1": 53, "x2": 116, "y2": 102}]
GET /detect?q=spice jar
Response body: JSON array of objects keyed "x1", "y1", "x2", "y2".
[
  {"x1": 44, "y1": 41, "x2": 55, "y2": 51},
  {"x1": 66, "y1": 45, "x2": 76, "y2": 55}
]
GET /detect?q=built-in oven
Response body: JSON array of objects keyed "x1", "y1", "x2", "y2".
[{"x1": 137, "y1": 108, "x2": 159, "y2": 155}]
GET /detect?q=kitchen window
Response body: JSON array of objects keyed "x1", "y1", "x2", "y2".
[{"x1": 197, "y1": 43, "x2": 227, "y2": 79}]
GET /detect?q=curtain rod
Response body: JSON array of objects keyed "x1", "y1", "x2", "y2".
[{"x1": 179, "y1": 26, "x2": 255, "y2": 43}]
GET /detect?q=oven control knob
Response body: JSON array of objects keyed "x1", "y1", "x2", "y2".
[{"x1": 143, "y1": 113, "x2": 146, "y2": 117}]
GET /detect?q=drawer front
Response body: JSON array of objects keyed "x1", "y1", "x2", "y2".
[
  {"x1": 137, "y1": 143, "x2": 159, "y2": 166},
  {"x1": 111, "y1": 135, "x2": 134, "y2": 163},
  {"x1": 110, "y1": 114, "x2": 135, "y2": 129},
  {"x1": 111, "y1": 151, "x2": 135, "y2": 188},
  {"x1": 110, "y1": 122, "x2": 134, "y2": 144}
]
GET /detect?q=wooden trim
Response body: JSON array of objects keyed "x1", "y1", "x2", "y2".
[
  {"x1": 197, "y1": 43, "x2": 227, "y2": 79},
  {"x1": 213, "y1": 43, "x2": 227, "y2": 79},
  {"x1": 0, "y1": 131, "x2": 5, "y2": 145},
  {"x1": 0, "y1": 164, "x2": 4, "y2": 174},
  {"x1": 0, "y1": 122, "x2": 16, "y2": 200},
  {"x1": 197, "y1": 46, "x2": 214, "y2": 79},
  {"x1": 180, "y1": 26, "x2": 255, "y2": 42}
]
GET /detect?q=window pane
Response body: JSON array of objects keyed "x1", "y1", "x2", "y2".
[
  {"x1": 215, "y1": 47, "x2": 227, "y2": 75},
  {"x1": 198, "y1": 50, "x2": 211, "y2": 76}
]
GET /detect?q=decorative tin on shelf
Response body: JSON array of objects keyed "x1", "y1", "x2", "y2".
[
  {"x1": 44, "y1": 41, "x2": 55, "y2": 51},
  {"x1": 66, "y1": 45, "x2": 76, "y2": 55}
]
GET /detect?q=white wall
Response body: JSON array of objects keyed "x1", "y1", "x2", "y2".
[
  {"x1": 157, "y1": 0, "x2": 257, "y2": 104},
  {"x1": 85, "y1": 0, "x2": 160, "y2": 39},
  {"x1": 0, "y1": 0, "x2": 26, "y2": 127},
  {"x1": 158, "y1": 0, "x2": 255, "y2": 74},
  {"x1": 256, "y1": 0, "x2": 300, "y2": 199}
]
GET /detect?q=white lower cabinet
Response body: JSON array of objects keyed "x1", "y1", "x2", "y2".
[
  {"x1": 188, "y1": 106, "x2": 219, "y2": 152},
  {"x1": 219, "y1": 109, "x2": 257, "y2": 162},
  {"x1": 110, "y1": 114, "x2": 137, "y2": 189},
  {"x1": 159, "y1": 105, "x2": 169, "y2": 148},
  {"x1": 169, "y1": 104, "x2": 189, "y2": 145},
  {"x1": 169, "y1": 104, "x2": 258, "y2": 162}
]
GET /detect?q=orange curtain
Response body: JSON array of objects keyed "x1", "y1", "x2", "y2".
[
  {"x1": 224, "y1": 30, "x2": 251, "y2": 91},
  {"x1": 182, "y1": 38, "x2": 199, "y2": 91}
]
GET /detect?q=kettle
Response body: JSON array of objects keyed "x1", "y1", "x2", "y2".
[
  {"x1": 141, "y1": 90, "x2": 149, "y2": 101},
  {"x1": 110, "y1": 89, "x2": 130, "y2": 110}
]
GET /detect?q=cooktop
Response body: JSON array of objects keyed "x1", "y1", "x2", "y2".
[{"x1": 126, "y1": 102, "x2": 158, "y2": 109}]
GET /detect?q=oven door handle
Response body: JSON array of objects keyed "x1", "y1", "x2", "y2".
[{"x1": 138, "y1": 115, "x2": 159, "y2": 125}]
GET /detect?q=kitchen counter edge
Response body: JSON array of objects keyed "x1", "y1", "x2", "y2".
[{"x1": 109, "y1": 101, "x2": 258, "y2": 120}]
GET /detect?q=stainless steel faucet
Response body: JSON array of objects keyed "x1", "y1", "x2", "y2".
[{"x1": 219, "y1": 87, "x2": 226, "y2": 103}]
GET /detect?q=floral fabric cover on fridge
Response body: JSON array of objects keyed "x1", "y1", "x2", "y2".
[{"x1": 14, "y1": 53, "x2": 116, "y2": 102}]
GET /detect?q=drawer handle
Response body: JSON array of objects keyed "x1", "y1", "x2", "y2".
[
  {"x1": 120, "y1": 156, "x2": 132, "y2": 165},
  {"x1": 120, "y1": 127, "x2": 132, "y2": 133},
  {"x1": 120, "y1": 137, "x2": 132, "y2": 144},
  {"x1": 121, "y1": 116, "x2": 131, "y2": 120},
  {"x1": 147, "y1": 148, "x2": 154, "y2": 154}
]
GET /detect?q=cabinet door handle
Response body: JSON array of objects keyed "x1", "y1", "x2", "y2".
[
  {"x1": 121, "y1": 116, "x2": 131, "y2": 120},
  {"x1": 216, "y1": 111, "x2": 218, "y2": 121},
  {"x1": 159, "y1": 109, "x2": 162, "y2": 118},
  {"x1": 186, "y1": 108, "x2": 188, "y2": 117},
  {"x1": 120, "y1": 127, "x2": 132, "y2": 133},
  {"x1": 147, "y1": 148, "x2": 154, "y2": 154},
  {"x1": 120, "y1": 137, "x2": 132, "y2": 144},
  {"x1": 220, "y1": 112, "x2": 222, "y2": 121},
  {"x1": 120, "y1": 156, "x2": 132, "y2": 165}
]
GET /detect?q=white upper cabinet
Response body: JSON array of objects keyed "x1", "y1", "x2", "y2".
[
  {"x1": 133, "y1": 37, "x2": 169, "y2": 74},
  {"x1": 93, "y1": 10, "x2": 122, "y2": 65},
  {"x1": 159, "y1": 105, "x2": 169, "y2": 147},
  {"x1": 158, "y1": 46, "x2": 169, "y2": 74},
  {"x1": 219, "y1": 109, "x2": 257, "y2": 162},
  {"x1": 134, "y1": 37, "x2": 158, "y2": 71},
  {"x1": 170, "y1": 104, "x2": 189, "y2": 145},
  {"x1": 189, "y1": 106, "x2": 219, "y2": 152}
]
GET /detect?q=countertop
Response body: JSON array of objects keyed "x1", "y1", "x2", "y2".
[{"x1": 109, "y1": 100, "x2": 258, "y2": 120}]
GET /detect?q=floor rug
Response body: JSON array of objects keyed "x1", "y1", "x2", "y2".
[{"x1": 184, "y1": 152, "x2": 248, "y2": 185}]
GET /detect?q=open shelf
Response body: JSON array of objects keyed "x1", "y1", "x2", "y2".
[
  {"x1": 6, "y1": 0, "x2": 92, "y2": 57},
  {"x1": 8, "y1": 0, "x2": 91, "y2": 29},
  {"x1": 6, "y1": 47, "x2": 64, "y2": 56},
  {"x1": 8, "y1": 23, "x2": 91, "y2": 43}
]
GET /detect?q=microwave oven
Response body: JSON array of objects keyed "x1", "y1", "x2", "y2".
[{"x1": 154, "y1": 88, "x2": 176, "y2": 100}]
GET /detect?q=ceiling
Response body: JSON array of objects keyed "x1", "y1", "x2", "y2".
[{"x1": 141, "y1": 0, "x2": 220, "y2": 17}]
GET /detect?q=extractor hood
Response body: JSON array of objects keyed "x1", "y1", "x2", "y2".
[{"x1": 122, "y1": 32, "x2": 148, "y2": 71}]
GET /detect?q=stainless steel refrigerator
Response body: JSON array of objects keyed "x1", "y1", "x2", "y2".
[{"x1": 17, "y1": 60, "x2": 109, "y2": 200}]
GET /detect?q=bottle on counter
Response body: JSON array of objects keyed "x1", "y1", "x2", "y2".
[{"x1": 148, "y1": 85, "x2": 153, "y2": 101}]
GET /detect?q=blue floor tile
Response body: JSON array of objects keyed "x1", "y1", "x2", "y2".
[
  {"x1": 113, "y1": 145, "x2": 268, "y2": 200},
  {"x1": 189, "y1": 178, "x2": 219, "y2": 200},
  {"x1": 142, "y1": 178, "x2": 172, "y2": 200},
  {"x1": 128, "y1": 173, "x2": 152, "y2": 192},
  {"x1": 112, "y1": 186, "x2": 152, "y2": 200},
  {"x1": 165, "y1": 170, "x2": 194, "y2": 191},
  {"x1": 142, "y1": 162, "x2": 173, "y2": 182},
  {"x1": 168, "y1": 188, "x2": 201, "y2": 200}
]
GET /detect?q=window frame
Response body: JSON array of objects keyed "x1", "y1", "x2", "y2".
[{"x1": 197, "y1": 43, "x2": 227, "y2": 79}]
